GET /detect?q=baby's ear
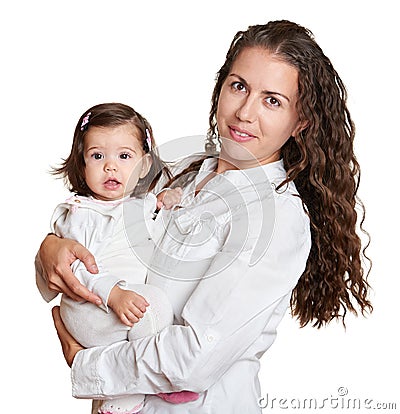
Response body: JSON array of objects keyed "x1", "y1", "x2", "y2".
[{"x1": 139, "y1": 153, "x2": 152, "y2": 178}]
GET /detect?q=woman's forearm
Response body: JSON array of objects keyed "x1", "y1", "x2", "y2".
[{"x1": 70, "y1": 292, "x2": 290, "y2": 398}]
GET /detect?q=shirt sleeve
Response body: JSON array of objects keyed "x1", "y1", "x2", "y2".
[{"x1": 71, "y1": 195, "x2": 311, "y2": 398}]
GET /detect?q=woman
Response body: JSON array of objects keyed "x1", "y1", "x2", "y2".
[{"x1": 39, "y1": 20, "x2": 372, "y2": 413}]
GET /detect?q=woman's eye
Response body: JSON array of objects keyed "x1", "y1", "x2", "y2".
[
  {"x1": 119, "y1": 153, "x2": 131, "y2": 160},
  {"x1": 231, "y1": 81, "x2": 246, "y2": 92},
  {"x1": 91, "y1": 153, "x2": 103, "y2": 160},
  {"x1": 265, "y1": 96, "x2": 281, "y2": 107}
]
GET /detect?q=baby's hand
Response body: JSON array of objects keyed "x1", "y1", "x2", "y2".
[
  {"x1": 156, "y1": 187, "x2": 183, "y2": 210},
  {"x1": 108, "y1": 286, "x2": 149, "y2": 327}
]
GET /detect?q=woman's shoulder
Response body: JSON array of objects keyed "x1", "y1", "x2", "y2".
[
  {"x1": 261, "y1": 160, "x2": 309, "y2": 225},
  {"x1": 275, "y1": 189, "x2": 309, "y2": 228}
]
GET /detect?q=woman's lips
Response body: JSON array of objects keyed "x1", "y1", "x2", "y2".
[{"x1": 228, "y1": 126, "x2": 256, "y2": 143}]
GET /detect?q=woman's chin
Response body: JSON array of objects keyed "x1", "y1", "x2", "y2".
[{"x1": 220, "y1": 137, "x2": 257, "y2": 164}]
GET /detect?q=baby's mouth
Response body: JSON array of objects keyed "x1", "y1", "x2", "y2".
[{"x1": 104, "y1": 178, "x2": 121, "y2": 189}]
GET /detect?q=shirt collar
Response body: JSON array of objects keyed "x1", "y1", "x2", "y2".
[
  {"x1": 174, "y1": 157, "x2": 288, "y2": 233},
  {"x1": 196, "y1": 156, "x2": 287, "y2": 188}
]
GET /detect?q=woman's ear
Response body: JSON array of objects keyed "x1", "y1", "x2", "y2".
[
  {"x1": 139, "y1": 153, "x2": 152, "y2": 178},
  {"x1": 292, "y1": 119, "x2": 309, "y2": 137}
]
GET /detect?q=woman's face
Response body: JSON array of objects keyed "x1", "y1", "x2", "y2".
[{"x1": 216, "y1": 47, "x2": 302, "y2": 171}]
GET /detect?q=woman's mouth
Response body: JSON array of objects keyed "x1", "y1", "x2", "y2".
[{"x1": 228, "y1": 126, "x2": 256, "y2": 143}]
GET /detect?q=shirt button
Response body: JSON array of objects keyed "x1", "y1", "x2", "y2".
[{"x1": 207, "y1": 335, "x2": 214, "y2": 342}]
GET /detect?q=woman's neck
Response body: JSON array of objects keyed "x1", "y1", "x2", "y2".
[
  {"x1": 216, "y1": 150, "x2": 281, "y2": 173},
  {"x1": 215, "y1": 158, "x2": 238, "y2": 174}
]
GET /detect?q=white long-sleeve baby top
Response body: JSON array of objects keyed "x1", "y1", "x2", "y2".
[{"x1": 36, "y1": 193, "x2": 157, "y2": 310}]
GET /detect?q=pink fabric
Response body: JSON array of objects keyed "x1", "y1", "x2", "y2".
[{"x1": 156, "y1": 391, "x2": 199, "y2": 404}]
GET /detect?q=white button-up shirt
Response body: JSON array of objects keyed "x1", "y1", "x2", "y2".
[{"x1": 72, "y1": 158, "x2": 311, "y2": 413}]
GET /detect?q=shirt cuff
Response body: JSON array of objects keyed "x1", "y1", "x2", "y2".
[
  {"x1": 71, "y1": 347, "x2": 105, "y2": 398},
  {"x1": 91, "y1": 276, "x2": 127, "y2": 312}
]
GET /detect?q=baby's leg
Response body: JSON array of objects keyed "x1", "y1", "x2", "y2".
[
  {"x1": 128, "y1": 284, "x2": 199, "y2": 406},
  {"x1": 60, "y1": 295, "x2": 130, "y2": 348},
  {"x1": 125, "y1": 284, "x2": 174, "y2": 340},
  {"x1": 98, "y1": 284, "x2": 175, "y2": 414},
  {"x1": 61, "y1": 295, "x2": 146, "y2": 413}
]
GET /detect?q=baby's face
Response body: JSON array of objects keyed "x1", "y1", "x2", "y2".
[{"x1": 83, "y1": 124, "x2": 151, "y2": 201}]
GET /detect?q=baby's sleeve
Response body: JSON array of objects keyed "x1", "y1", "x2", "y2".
[{"x1": 48, "y1": 202, "x2": 126, "y2": 311}]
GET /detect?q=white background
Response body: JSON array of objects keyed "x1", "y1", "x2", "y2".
[{"x1": 1, "y1": 1, "x2": 398, "y2": 412}]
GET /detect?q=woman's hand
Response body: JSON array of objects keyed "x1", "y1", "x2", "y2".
[
  {"x1": 39, "y1": 234, "x2": 101, "y2": 304},
  {"x1": 52, "y1": 306, "x2": 84, "y2": 367}
]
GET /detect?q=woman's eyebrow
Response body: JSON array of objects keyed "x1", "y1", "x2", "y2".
[
  {"x1": 229, "y1": 73, "x2": 290, "y2": 103},
  {"x1": 228, "y1": 73, "x2": 249, "y2": 89},
  {"x1": 262, "y1": 89, "x2": 290, "y2": 103}
]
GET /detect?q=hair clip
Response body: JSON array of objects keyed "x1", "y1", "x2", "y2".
[
  {"x1": 80, "y1": 112, "x2": 91, "y2": 131},
  {"x1": 145, "y1": 128, "x2": 152, "y2": 151}
]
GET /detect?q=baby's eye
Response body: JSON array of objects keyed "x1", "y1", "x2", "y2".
[
  {"x1": 91, "y1": 153, "x2": 104, "y2": 160},
  {"x1": 231, "y1": 81, "x2": 247, "y2": 92},
  {"x1": 265, "y1": 96, "x2": 281, "y2": 107},
  {"x1": 119, "y1": 153, "x2": 131, "y2": 160}
]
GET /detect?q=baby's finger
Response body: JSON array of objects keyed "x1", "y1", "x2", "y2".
[
  {"x1": 119, "y1": 313, "x2": 134, "y2": 327},
  {"x1": 126, "y1": 304, "x2": 144, "y2": 319},
  {"x1": 126, "y1": 310, "x2": 140, "y2": 324},
  {"x1": 132, "y1": 306, "x2": 145, "y2": 319},
  {"x1": 133, "y1": 294, "x2": 149, "y2": 312}
]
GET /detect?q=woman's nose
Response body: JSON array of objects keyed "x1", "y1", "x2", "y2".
[{"x1": 236, "y1": 95, "x2": 257, "y2": 123}]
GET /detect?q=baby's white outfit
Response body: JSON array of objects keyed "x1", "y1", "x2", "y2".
[{"x1": 36, "y1": 194, "x2": 173, "y2": 414}]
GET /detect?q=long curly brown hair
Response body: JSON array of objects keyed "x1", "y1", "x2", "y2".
[{"x1": 203, "y1": 20, "x2": 372, "y2": 328}]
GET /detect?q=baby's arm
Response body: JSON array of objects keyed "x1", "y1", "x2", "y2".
[
  {"x1": 108, "y1": 286, "x2": 149, "y2": 327},
  {"x1": 156, "y1": 187, "x2": 183, "y2": 210},
  {"x1": 48, "y1": 201, "x2": 128, "y2": 311}
]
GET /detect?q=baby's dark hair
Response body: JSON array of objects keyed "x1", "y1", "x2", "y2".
[{"x1": 52, "y1": 102, "x2": 171, "y2": 197}]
